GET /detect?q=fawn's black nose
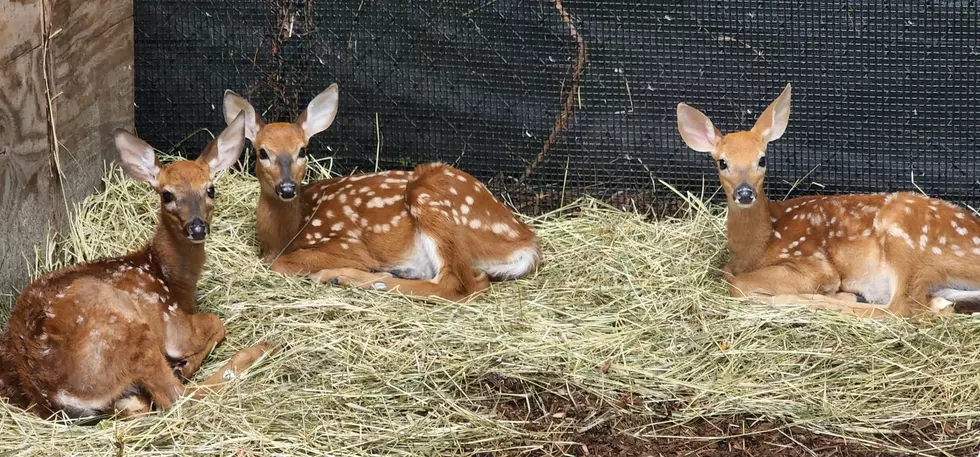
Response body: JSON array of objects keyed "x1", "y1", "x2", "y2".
[
  {"x1": 734, "y1": 184, "x2": 756, "y2": 206},
  {"x1": 276, "y1": 181, "x2": 297, "y2": 200},
  {"x1": 185, "y1": 218, "x2": 209, "y2": 242}
]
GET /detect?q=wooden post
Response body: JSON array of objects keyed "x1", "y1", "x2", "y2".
[{"x1": 0, "y1": 0, "x2": 134, "y2": 297}]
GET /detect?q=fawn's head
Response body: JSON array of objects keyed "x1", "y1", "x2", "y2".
[
  {"x1": 222, "y1": 84, "x2": 339, "y2": 202},
  {"x1": 112, "y1": 113, "x2": 247, "y2": 243},
  {"x1": 677, "y1": 84, "x2": 792, "y2": 208}
]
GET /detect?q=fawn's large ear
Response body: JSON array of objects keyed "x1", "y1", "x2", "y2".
[
  {"x1": 751, "y1": 83, "x2": 792, "y2": 143},
  {"x1": 677, "y1": 103, "x2": 723, "y2": 158},
  {"x1": 112, "y1": 129, "x2": 161, "y2": 187},
  {"x1": 296, "y1": 83, "x2": 339, "y2": 141},
  {"x1": 198, "y1": 112, "x2": 247, "y2": 177},
  {"x1": 223, "y1": 90, "x2": 264, "y2": 141}
]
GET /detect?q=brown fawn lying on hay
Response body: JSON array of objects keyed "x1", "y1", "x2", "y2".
[
  {"x1": 0, "y1": 114, "x2": 277, "y2": 420},
  {"x1": 222, "y1": 84, "x2": 541, "y2": 301},
  {"x1": 677, "y1": 83, "x2": 980, "y2": 318}
]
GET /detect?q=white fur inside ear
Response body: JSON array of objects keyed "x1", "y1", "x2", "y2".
[
  {"x1": 300, "y1": 86, "x2": 339, "y2": 141},
  {"x1": 223, "y1": 92, "x2": 260, "y2": 141},
  {"x1": 703, "y1": 119, "x2": 717, "y2": 144},
  {"x1": 128, "y1": 159, "x2": 160, "y2": 187},
  {"x1": 677, "y1": 105, "x2": 720, "y2": 153},
  {"x1": 760, "y1": 90, "x2": 792, "y2": 142},
  {"x1": 242, "y1": 109, "x2": 260, "y2": 141},
  {"x1": 209, "y1": 114, "x2": 247, "y2": 176},
  {"x1": 114, "y1": 132, "x2": 161, "y2": 187}
]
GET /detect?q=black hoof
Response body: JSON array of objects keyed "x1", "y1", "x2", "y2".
[
  {"x1": 173, "y1": 368, "x2": 189, "y2": 383},
  {"x1": 330, "y1": 277, "x2": 341, "y2": 285},
  {"x1": 855, "y1": 294, "x2": 868, "y2": 303}
]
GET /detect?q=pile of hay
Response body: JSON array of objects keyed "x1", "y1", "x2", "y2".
[{"x1": 3, "y1": 162, "x2": 980, "y2": 456}]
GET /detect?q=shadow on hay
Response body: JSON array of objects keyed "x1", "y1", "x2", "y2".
[{"x1": 470, "y1": 375, "x2": 980, "y2": 457}]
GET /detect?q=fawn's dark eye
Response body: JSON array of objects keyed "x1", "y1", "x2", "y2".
[
  {"x1": 207, "y1": 186, "x2": 216, "y2": 199},
  {"x1": 162, "y1": 191, "x2": 175, "y2": 204},
  {"x1": 258, "y1": 149, "x2": 269, "y2": 160},
  {"x1": 758, "y1": 156, "x2": 767, "y2": 168},
  {"x1": 718, "y1": 159, "x2": 729, "y2": 170},
  {"x1": 298, "y1": 149, "x2": 307, "y2": 159}
]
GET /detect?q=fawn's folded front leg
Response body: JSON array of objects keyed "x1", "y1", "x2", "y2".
[{"x1": 729, "y1": 261, "x2": 894, "y2": 317}]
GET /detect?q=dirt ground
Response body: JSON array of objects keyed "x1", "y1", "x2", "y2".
[{"x1": 474, "y1": 377, "x2": 980, "y2": 457}]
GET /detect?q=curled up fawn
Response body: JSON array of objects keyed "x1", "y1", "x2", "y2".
[
  {"x1": 222, "y1": 84, "x2": 542, "y2": 301},
  {"x1": 678, "y1": 83, "x2": 979, "y2": 317},
  {"x1": 0, "y1": 114, "x2": 277, "y2": 420}
]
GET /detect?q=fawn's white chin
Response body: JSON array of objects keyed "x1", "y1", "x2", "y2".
[{"x1": 187, "y1": 237, "x2": 206, "y2": 244}]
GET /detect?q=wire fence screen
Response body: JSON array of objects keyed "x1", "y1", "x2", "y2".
[{"x1": 135, "y1": 1, "x2": 980, "y2": 214}]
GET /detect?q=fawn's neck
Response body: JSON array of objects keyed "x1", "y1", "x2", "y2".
[
  {"x1": 725, "y1": 193, "x2": 774, "y2": 275},
  {"x1": 256, "y1": 186, "x2": 305, "y2": 261},
  {"x1": 145, "y1": 218, "x2": 206, "y2": 313}
]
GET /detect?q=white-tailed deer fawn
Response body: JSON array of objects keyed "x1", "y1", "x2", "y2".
[
  {"x1": 677, "y1": 83, "x2": 980, "y2": 317},
  {"x1": 0, "y1": 114, "x2": 277, "y2": 420},
  {"x1": 222, "y1": 84, "x2": 541, "y2": 301}
]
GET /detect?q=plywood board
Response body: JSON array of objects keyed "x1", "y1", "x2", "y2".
[
  {"x1": 0, "y1": 0, "x2": 43, "y2": 66},
  {"x1": 0, "y1": 0, "x2": 133, "y2": 296},
  {"x1": 51, "y1": 14, "x2": 135, "y2": 201},
  {"x1": 0, "y1": 47, "x2": 60, "y2": 293}
]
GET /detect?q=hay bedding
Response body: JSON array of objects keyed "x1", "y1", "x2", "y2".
[{"x1": 2, "y1": 162, "x2": 980, "y2": 456}]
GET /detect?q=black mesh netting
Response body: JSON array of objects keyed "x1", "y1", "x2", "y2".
[{"x1": 135, "y1": 1, "x2": 980, "y2": 214}]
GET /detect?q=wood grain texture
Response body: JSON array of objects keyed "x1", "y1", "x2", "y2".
[
  {"x1": 0, "y1": 47, "x2": 60, "y2": 294},
  {"x1": 0, "y1": 0, "x2": 134, "y2": 296},
  {"x1": 51, "y1": 13, "x2": 135, "y2": 203},
  {"x1": 0, "y1": 0, "x2": 42, "y2": 66}
]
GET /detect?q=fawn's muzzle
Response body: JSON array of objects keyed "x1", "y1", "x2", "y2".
[
  {"x1": 734, "y1": 184, "x2": 756, "y2": 206},
  {"x1": 185, "y1": 218, "x2": 209, "y2": 243},
  {"x1": 276, "y1": 181, "x2": 297, "y2": 200}
]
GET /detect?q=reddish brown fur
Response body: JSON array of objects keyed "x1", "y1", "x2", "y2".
[
  {"x1": 224, "y1": 85, "x2": 542, "y2": 301},
  {"x1": 678, "y1": 84, "x2": 979, "y2": 317},
  {"x1": 0, "y1": 119, "x2": 275, "y2": 420}
]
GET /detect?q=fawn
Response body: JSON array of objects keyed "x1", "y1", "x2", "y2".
[
  {"x1": 677, "y1": 83, "x2": 979, "y2": 317},
  {"x1": 222, "y1": 84, "x2": 541, "y2": 301},
  {"x1": 0, "y1": 113, "x2": 276, "y2": 420}
]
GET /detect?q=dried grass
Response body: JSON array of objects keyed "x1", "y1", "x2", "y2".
[{"x1": 3, "y1": 162, "x2": 980, "y2": 456}]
